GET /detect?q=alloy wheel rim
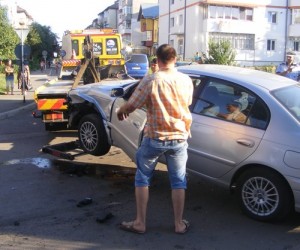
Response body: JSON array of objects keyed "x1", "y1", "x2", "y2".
[
  {"x1": 80, "y1": 121, "x2": 98, "y2": 151},
  {"x1": 242, "y1": 176, "x2": 279, "y2": 216}
]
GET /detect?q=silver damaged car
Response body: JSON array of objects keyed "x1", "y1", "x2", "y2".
[{"x1": 67, "y1": 64, "x2": 300, "y2": 222}]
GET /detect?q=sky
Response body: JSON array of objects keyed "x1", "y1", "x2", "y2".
[{"x1": 15, "y1": 0, "x2": 116, "y2": 40}]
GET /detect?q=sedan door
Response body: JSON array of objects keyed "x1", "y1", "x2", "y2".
[
  {"x1": 187, "y1": 77, "x2": 270, "y2": 179},
  {"x1": 109, "y1": 96, "x2": 146, "y2": 162}
]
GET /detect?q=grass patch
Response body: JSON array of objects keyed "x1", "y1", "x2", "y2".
[{"x1": 0, "y1": 74, "x2": 6, "y2": 94}]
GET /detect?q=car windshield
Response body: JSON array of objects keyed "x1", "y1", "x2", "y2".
[
  {"x1": 272, "y1": 84, "x2": 300, "y2": 122},
  {"x1": 128, "y1": 55, "x2": 147, "y2": 63}
]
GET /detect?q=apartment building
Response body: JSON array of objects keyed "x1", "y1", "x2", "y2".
[
  {"x1": 118, "y1": 0, "x2": 158, "y2": 52},
  {"x1": 93, "y1": 1, "x2": 119, "y2": 29},
  {"x1": 137, "y1": 4, "x2": 159, "y2": 55},
  {"x1": 159, "y1": 0, "x2": 300, "y2": 66}
]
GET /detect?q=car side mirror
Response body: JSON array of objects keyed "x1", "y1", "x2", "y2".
[{"x1": 110, "y1": 88, "x2": 124, "y2": 97}]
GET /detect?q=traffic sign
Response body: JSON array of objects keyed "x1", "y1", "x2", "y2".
[
  {"x1": 60, "y1": 50, "x2": 66, "y2": 57},
  {"x1": 14, "y1": 44, "x2": 31, "y2": 59}
]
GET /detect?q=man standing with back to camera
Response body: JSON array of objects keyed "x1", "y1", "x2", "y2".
[{"x1": 116, "y1": 44, "x2": 193, "y2": 234}]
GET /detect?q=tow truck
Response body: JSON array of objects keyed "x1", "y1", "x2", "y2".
[{"x1": 33, "y1": 29, "x2": 129, "y2": 131}]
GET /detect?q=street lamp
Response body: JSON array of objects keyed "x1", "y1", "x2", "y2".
[{"x1": 15, "y1": 20, "x2": 29, "y2": 103}]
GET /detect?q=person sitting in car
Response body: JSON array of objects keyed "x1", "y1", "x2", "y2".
[{"x1": 217, "y1": 100, "x2": 248, "y2": 124}]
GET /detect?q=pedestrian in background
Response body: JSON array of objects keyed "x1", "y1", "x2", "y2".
[
  {"x1": 117, "y1": 44, "x2": 193, "y2": 234},
  {"x1": 194, "y1": 51, "x2": 201, "y2": 63},
  {"x1": 18, "y1": 63, "x2": 31, "y2": 94},
  {"x1": 40, "y1": 60, "x2": 45, "y2": 72},
  {"x1": 24, "y1": 64, "x2": 32, "y2": 89},
  {"x1": 5, "y1": 59, "x2": 14, "y2": 95},
  {"x1": 276, "y1": 51, "x2": 300, "y2": 81},
  {"x1": 150, "y1": 57, "x2": 159, "y2": 74}
]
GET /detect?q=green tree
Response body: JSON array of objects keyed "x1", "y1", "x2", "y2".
[
  {"x1": 0, "y1": 5, "x2": 19, "y2": 60},
  {"x1": 206, "y1": 39, "x2": 236, "y2": 65},
  {"x1": 26, "y1": 22, "x2": 58, "y2": 68}
]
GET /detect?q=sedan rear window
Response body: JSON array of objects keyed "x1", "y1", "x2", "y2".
[{"x1": 272, "y1": 85, "x2": 300, "y2": 122}]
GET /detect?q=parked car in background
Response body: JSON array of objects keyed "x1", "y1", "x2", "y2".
[
  {"x1": 67, "y1": 64, "x2": 300, "y2": 222},
  {"x1": 125, "y1": 54, "x2": 149, "y2": 79},
  {"x1": 175, "y1": 61, "x2": 197, "y2": 67}
]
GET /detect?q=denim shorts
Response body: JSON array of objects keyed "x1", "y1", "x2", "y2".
[{"x1": 135, "y1": 137, "x2": 188, "y2": 189}]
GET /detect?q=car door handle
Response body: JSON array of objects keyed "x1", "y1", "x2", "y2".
[
  {"x1": 132, "y1": 121, "x2": 141, "y2": 129},
  {"x1": 236, "y1": 139, "x2": 255, "y2": 148}
]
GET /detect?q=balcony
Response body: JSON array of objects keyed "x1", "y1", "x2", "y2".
[
  {"x1": 289, "y1": 23, "x2": 300, "y2": 37},
  {"x1": 203, "y1": 19, "x2": 258, "y2": 34},
  {"x1": 119, "y1": 14, "x2": 132, "y2": 23}
]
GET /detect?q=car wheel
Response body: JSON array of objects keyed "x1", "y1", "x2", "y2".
[
  {"x1": 78, "y1": 114, "x2": 111, "y2": 156},
  {"x1": 236, "y1": 168, "x2": 293, "y2": 222}
]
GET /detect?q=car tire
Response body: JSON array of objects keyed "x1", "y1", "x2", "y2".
[
  {"x1": 78, "y1": 114, "x2": 111, "y2": 156},
  {"x1": 236, "y1": 168, "x2": 293, "y2": 222}
]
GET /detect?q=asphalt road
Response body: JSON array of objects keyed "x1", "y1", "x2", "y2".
[{"x1": 1, "y1": 104, "x2": 300, "y2": 249}]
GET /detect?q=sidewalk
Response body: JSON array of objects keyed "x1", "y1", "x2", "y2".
[{"x1": 0, "y1": 68, "x2": 57, "y2": 120}]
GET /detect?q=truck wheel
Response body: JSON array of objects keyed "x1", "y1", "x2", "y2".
[
  {"x1": 78, "y1": 114, "x2": 111, "y2": 156},
  {"x1": 236, "y1": 168, "x2": 293, "y2": 222}
]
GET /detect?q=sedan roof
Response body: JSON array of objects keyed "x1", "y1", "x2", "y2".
[{"x1": 177, "y1": 64, "x2": 297, "y2": 91}]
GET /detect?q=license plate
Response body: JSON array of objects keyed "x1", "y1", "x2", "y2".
[{"x1": 132, "y1": 67, "x2": 141, "y2": 70}]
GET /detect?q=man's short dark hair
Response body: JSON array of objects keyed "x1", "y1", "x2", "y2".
[
  {"x1": 156, "y1": 44, "x2": 177, "y2": 64},
  {"x1": 151, "y1": 57, "x2": 157, "y2": 64}
]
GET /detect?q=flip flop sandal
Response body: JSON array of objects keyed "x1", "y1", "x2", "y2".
[
  {"x1": 176, "y1": 219, "x2": 190, "y2": 234},
  {"x1": 119, "y1": 221, "x2": 145, "y2": 234}
]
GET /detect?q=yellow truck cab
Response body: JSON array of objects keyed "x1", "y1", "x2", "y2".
[{"x1": 61, "y1": 29, "x2": 125, "y2": 74}]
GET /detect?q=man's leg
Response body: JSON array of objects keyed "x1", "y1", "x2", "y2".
[
  {"x1": 121, "y1": 138, "x2": 159, "y2": 233},
  {"x1": 133, "y1": 186, "x2": 148, "y2": 232},
  {"x1": 172, "y1": 188, "x2": 187, "y2": 233},
  {"x1": 165, "y1": 141, "x2": 189, "y2": 233},
  {"x1": 10, "y1": 81, "x2": 14, "y2": 95}
]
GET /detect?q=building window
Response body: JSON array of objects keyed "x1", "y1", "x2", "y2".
[
  {"x1": 209, "y1": 32, "x2": 254, "y2": 50},
  {"x1": 267, "y1": 39, "x2": 276, "y2": 51},
  {"x1": 240, "y1": 7, "x2": 253, "y2": 21},
  {"x1": 216, "y1": 6, "x2": 224, "y2": 19},
  {"x1": 224, "y1": 6, "x2": 231, "y2": 19},
  {"x1": 123, "y1": 6, "x2": 132, "y2": 15},
  {"x1": 208, "y1": 5, "x2": 253, "y2": 21},
  {"x1": 232, "y1": 7, "x2": 239, "y2": 20},
  {"x1": 170, "y1": 39, "x2": 174, "y2": 47},
  {"x1": 125, "y1": 21, "x2": 131, "y2": 29},
  {"x1": 179, "y1": 14, "x2": 183, "y2": 25},
  {"x1": 170, "y1": 17, "x2": 175, "y2": 27},
  {"x1": 246, "y1": 8, "x2": 253, "y2": 21},
  {"x1": 268, "y1": 11, "x2": 277, "y2": 23},
  {"x1": 294, "y1": 41, "x2": 299, "y2": 51},
  {"x1": 209, "y1": 5, "x2": 217, "y2": 18},
  {"x1": 292, "y1": 9, "x2": 300, "y2": 24},
  {"x1": 178, "y1": 39, "x2": 184, "y2": 55}
]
